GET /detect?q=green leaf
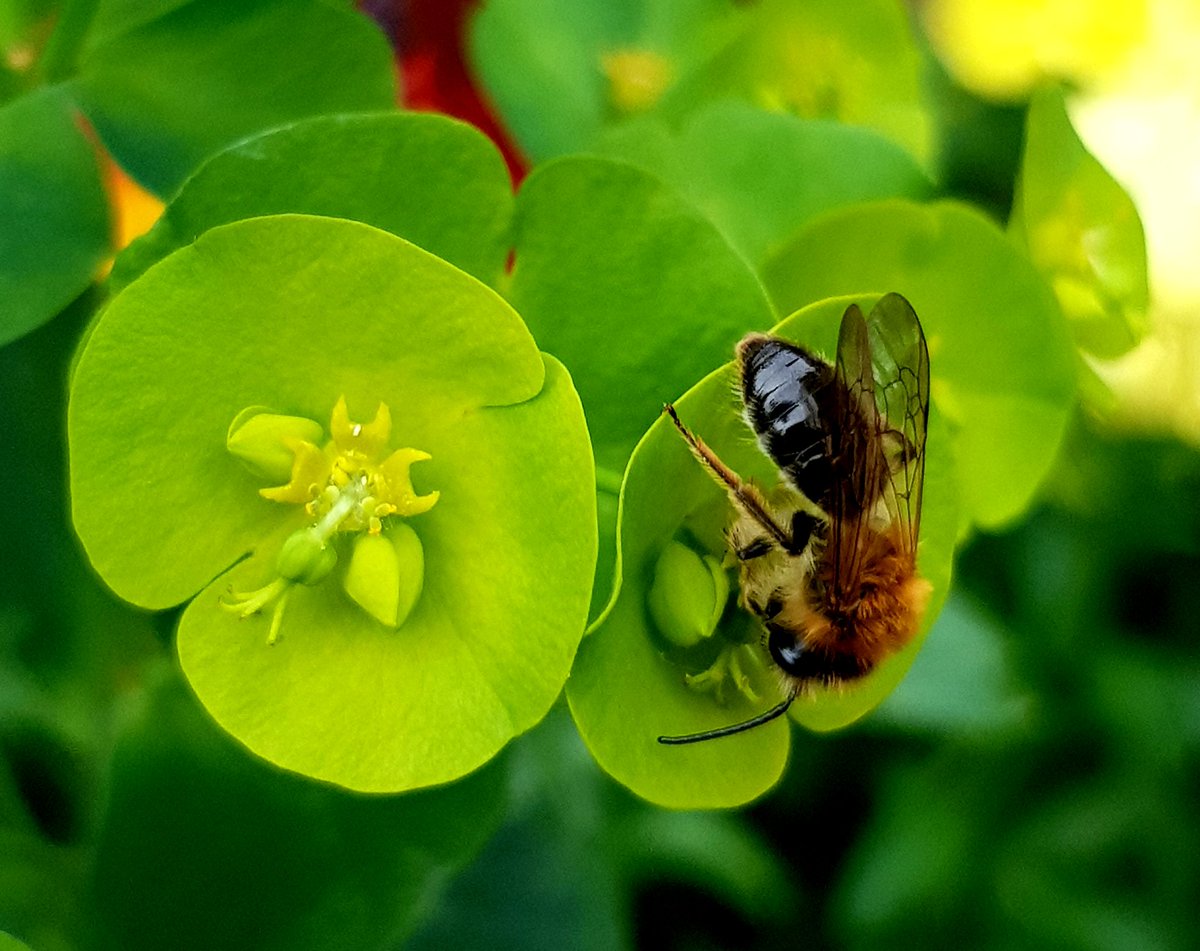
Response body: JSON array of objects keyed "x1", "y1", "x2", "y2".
[
  {"x1": 660, "y1": 0, "x2": 933, "y2": 167},
  {"x1": 872, "y1": 592, "x2": 1032, "y2": 737},
  {"x1": 470, "y1": 0, "x2": 930, "y2": 169},
  {"x1": 89, "y1": 669, "x2": 507, "y2": 951},
  {"x1": 0, "y1": 0, "x2": 55, "y2": 98},
  {"x1": 613, "y1": 809, "x2": 796, "y2": 924},
  {"x1": 569, "y1": 295, "x2": 958, "y2": 807},
  {"x1": 405, "y1": 708, "x2": 628, "y2": 951},
  {"x1": 112, "y1": 112, "x2": 513, "y2": 291},
  {"x1": 0, "y1": 85, "x2": 109, "y2": 347},
  {"x1": 593, "y1": 101, "x2": 932, "y2": 268},
  {"x1": 469, "y1": 0, "x2": 736, "y2": 162},
  {"x1": 509, "y1": 155, "x2": 776, "y2": 472},
  {"x1": 70, "y1": 215, "x2": 596, "y2": 792},
  {"x1": 763, "y1": 199, "x2": 1077, "y2": 531},
  {"x1": 71, "y1": 0, "x2": 396, "y2": 194},
  {"x1": 0, "y1": 932, "x2": 32, "y2": 951},
  {"x1": 1011, "y1": 85, "x2": 1149, "y2": 359},
  {"x1": 86, "y1": 0, "x2": 197, "y2": 50}
]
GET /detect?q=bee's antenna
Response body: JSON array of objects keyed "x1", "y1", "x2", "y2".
[{"x1": 657, "y1": 697, "x2": 794, "y2": 745}]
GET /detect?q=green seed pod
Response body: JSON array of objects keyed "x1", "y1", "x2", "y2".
[
  {"x1": 227, "y1": 406, "x2": 325, "y2": 483},
  {"x1": 275, "y1": 528, "x2": 337, "y2": 585},
  {"x1": 647, "y1": 540, "x2": 729, "y2": 649},
  {"x1": 343, "y1": 523, "x2": 425, "y2": 629}
]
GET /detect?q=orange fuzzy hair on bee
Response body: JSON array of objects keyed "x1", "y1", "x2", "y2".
[{"x1": 775, "y1": 523, "x2": 932, "y2": 679}]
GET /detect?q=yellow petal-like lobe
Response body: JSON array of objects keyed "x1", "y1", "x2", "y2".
[
  {"x1": 260, "y1": 440, "x2": 330, "y2": 503},
  {"x1": 357, "y1": 402, "x2": 392, "y2": 457},
  {"x1": 329, "y1": 395, "x2": 350, "y2": 443},
  {"x1": 330, "y1": 395, "x2": 392, "y2": 458},
  {"x1": 378, "y1": 447, "x2": 440, "y2": 516}
]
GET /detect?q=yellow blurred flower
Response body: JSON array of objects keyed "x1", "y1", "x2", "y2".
[{"x1": 922, "y1": 0, "x2": 1148, "y2": 100}]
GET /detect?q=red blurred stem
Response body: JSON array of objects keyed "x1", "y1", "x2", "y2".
[{"x1": 363, "y1": 0, "x2": 528, "y2": 185}]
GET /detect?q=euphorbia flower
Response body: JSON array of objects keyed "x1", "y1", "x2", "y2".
[
  {"x1": 221, "y1": 396, "x2": 440, "y2": 643},
  {"x1": 70, "y1": 214, "x2": 596, "y2": 793}
]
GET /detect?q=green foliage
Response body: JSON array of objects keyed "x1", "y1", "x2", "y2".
[
  {"x1": 569, "y1": 295, "x2": 958, "y2": 807},
  {"x1": 0, "y1": 85, "x2": 109, "y2": 347},
  {"x1": 0, "y1": 2, "x2": 1178, "y2": 948},
  {"x1": 0, "y1": 0, "x2": 398, "y2": 347},
  {"x1": 71, "y1": 0, "x2": 396, "y2": 194},
  {"x1": 70, "y1": 215, "x2": 596, "y2": 791},
  {"x1": 470, "y1": 0, "x2": 931, "y2": 165},
  {"x1": 88, "y1": 670, "x2": 507, "y2": 951},
  {"x1": 763, "y1": 199, "x2": 1078, "y2": 530},
  {"x1": 1011, "y1": 85, "x2": 1150, "y2": 360},
  {"x1": 112, "y1": 111, "x2": 513, "y2": 290},
  {"x1": 407, "y1": 707, "x2": 799, "y2": 949}
]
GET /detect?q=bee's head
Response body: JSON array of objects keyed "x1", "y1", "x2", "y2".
[{"x1": 766, "y1": 621, "x2": 868, "y2": 683}]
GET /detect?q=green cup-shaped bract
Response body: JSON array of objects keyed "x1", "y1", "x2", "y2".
[
  {"x1": 763, "y1": 199, "x2": 1078, "y2": 533},
  {"x1": 593, "y1": 101, "x2": 932, "y2": 270},
  {"x1": 569, "y1": 295, "x2": 961, "y2": 808},
  {"x1": 69, "y1": 214, "x2": 597, "y2": 793},
  {"x1": 111, "y1": 111, "x2": 514, "y2": 291},
  {"x1": 1011, "y1": 86, "x2": 1149, "y2": 360},
  {"x1": 470, "y1": 0, "x2": 931, "y2": 167}
]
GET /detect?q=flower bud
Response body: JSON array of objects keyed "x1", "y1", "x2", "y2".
[
  {"x1": 275, "y1": 528, "x2": 337, "y2": 585},
  {"x1": 343, "y1": 523, "x2": 425, "y2": 629},
  {"x1": 647, "y1": 540, "x2": 729, "y2": 648},
  {"x1": 227, "y1": 406, "x2": 324, "y2": 483}
]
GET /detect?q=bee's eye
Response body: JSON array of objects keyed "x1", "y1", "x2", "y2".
[
  {"x1": 767, "y1": 622, "x2": 872, "y2": 683},
  {"x1": 766, "y1": 623, "x2": 806, "y2": 675}
]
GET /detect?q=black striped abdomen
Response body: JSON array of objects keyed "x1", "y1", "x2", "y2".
[{"x1": 736, "y1": 334, "x2": 837, "y2": 508}]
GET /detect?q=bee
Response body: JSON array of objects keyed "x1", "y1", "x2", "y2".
[{"x1": 658, "y1": 293, "x2": 932, "y2": 744}]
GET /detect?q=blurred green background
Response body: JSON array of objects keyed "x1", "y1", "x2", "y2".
[
  {"x1": 6, "y1": 303, "x2": 1198, "y2": 948},
  {"x1": 3, "y1": 0, "x2": 1200, "y2": 949}
]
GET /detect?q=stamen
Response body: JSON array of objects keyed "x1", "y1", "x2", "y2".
[
  {"x1": 312, "y1": 478, "x2": 366, "y2": 541},
  {"x1": 266, "y1": 588, "x2": 292, "y2": 645},
  {"x1": 221, "y1": 578, "x2": 289, "y2": 618}
]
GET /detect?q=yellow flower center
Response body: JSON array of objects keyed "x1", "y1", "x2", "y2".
[
  {"x1": 260, "y1": 395, "x2": 439, "y2": 534},
  {"x1": 222, "y1": 396, "x2": 438, "y2": 643}
]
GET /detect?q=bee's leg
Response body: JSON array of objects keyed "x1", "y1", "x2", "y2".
[
  {"x1": 790, "y1": 511, "x2": 818, "y2": 553},
  {"x1": 664, "y1": 404, "x2": 801, "y2": 554},
  {"x1": 746, "y1": 592, "x2": 785, "y2": 620},
  {"x1": 735, "y1": 537, "x2": 774, "y2": 561}
]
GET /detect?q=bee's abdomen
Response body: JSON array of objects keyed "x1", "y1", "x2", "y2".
[{"x1": 737, "y1": 334, "x2": 835, "y2": 506}]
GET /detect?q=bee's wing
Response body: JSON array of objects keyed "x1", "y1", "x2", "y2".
[{"x1": 830, "y1": 294, "x2": 929, "y2": 559}]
